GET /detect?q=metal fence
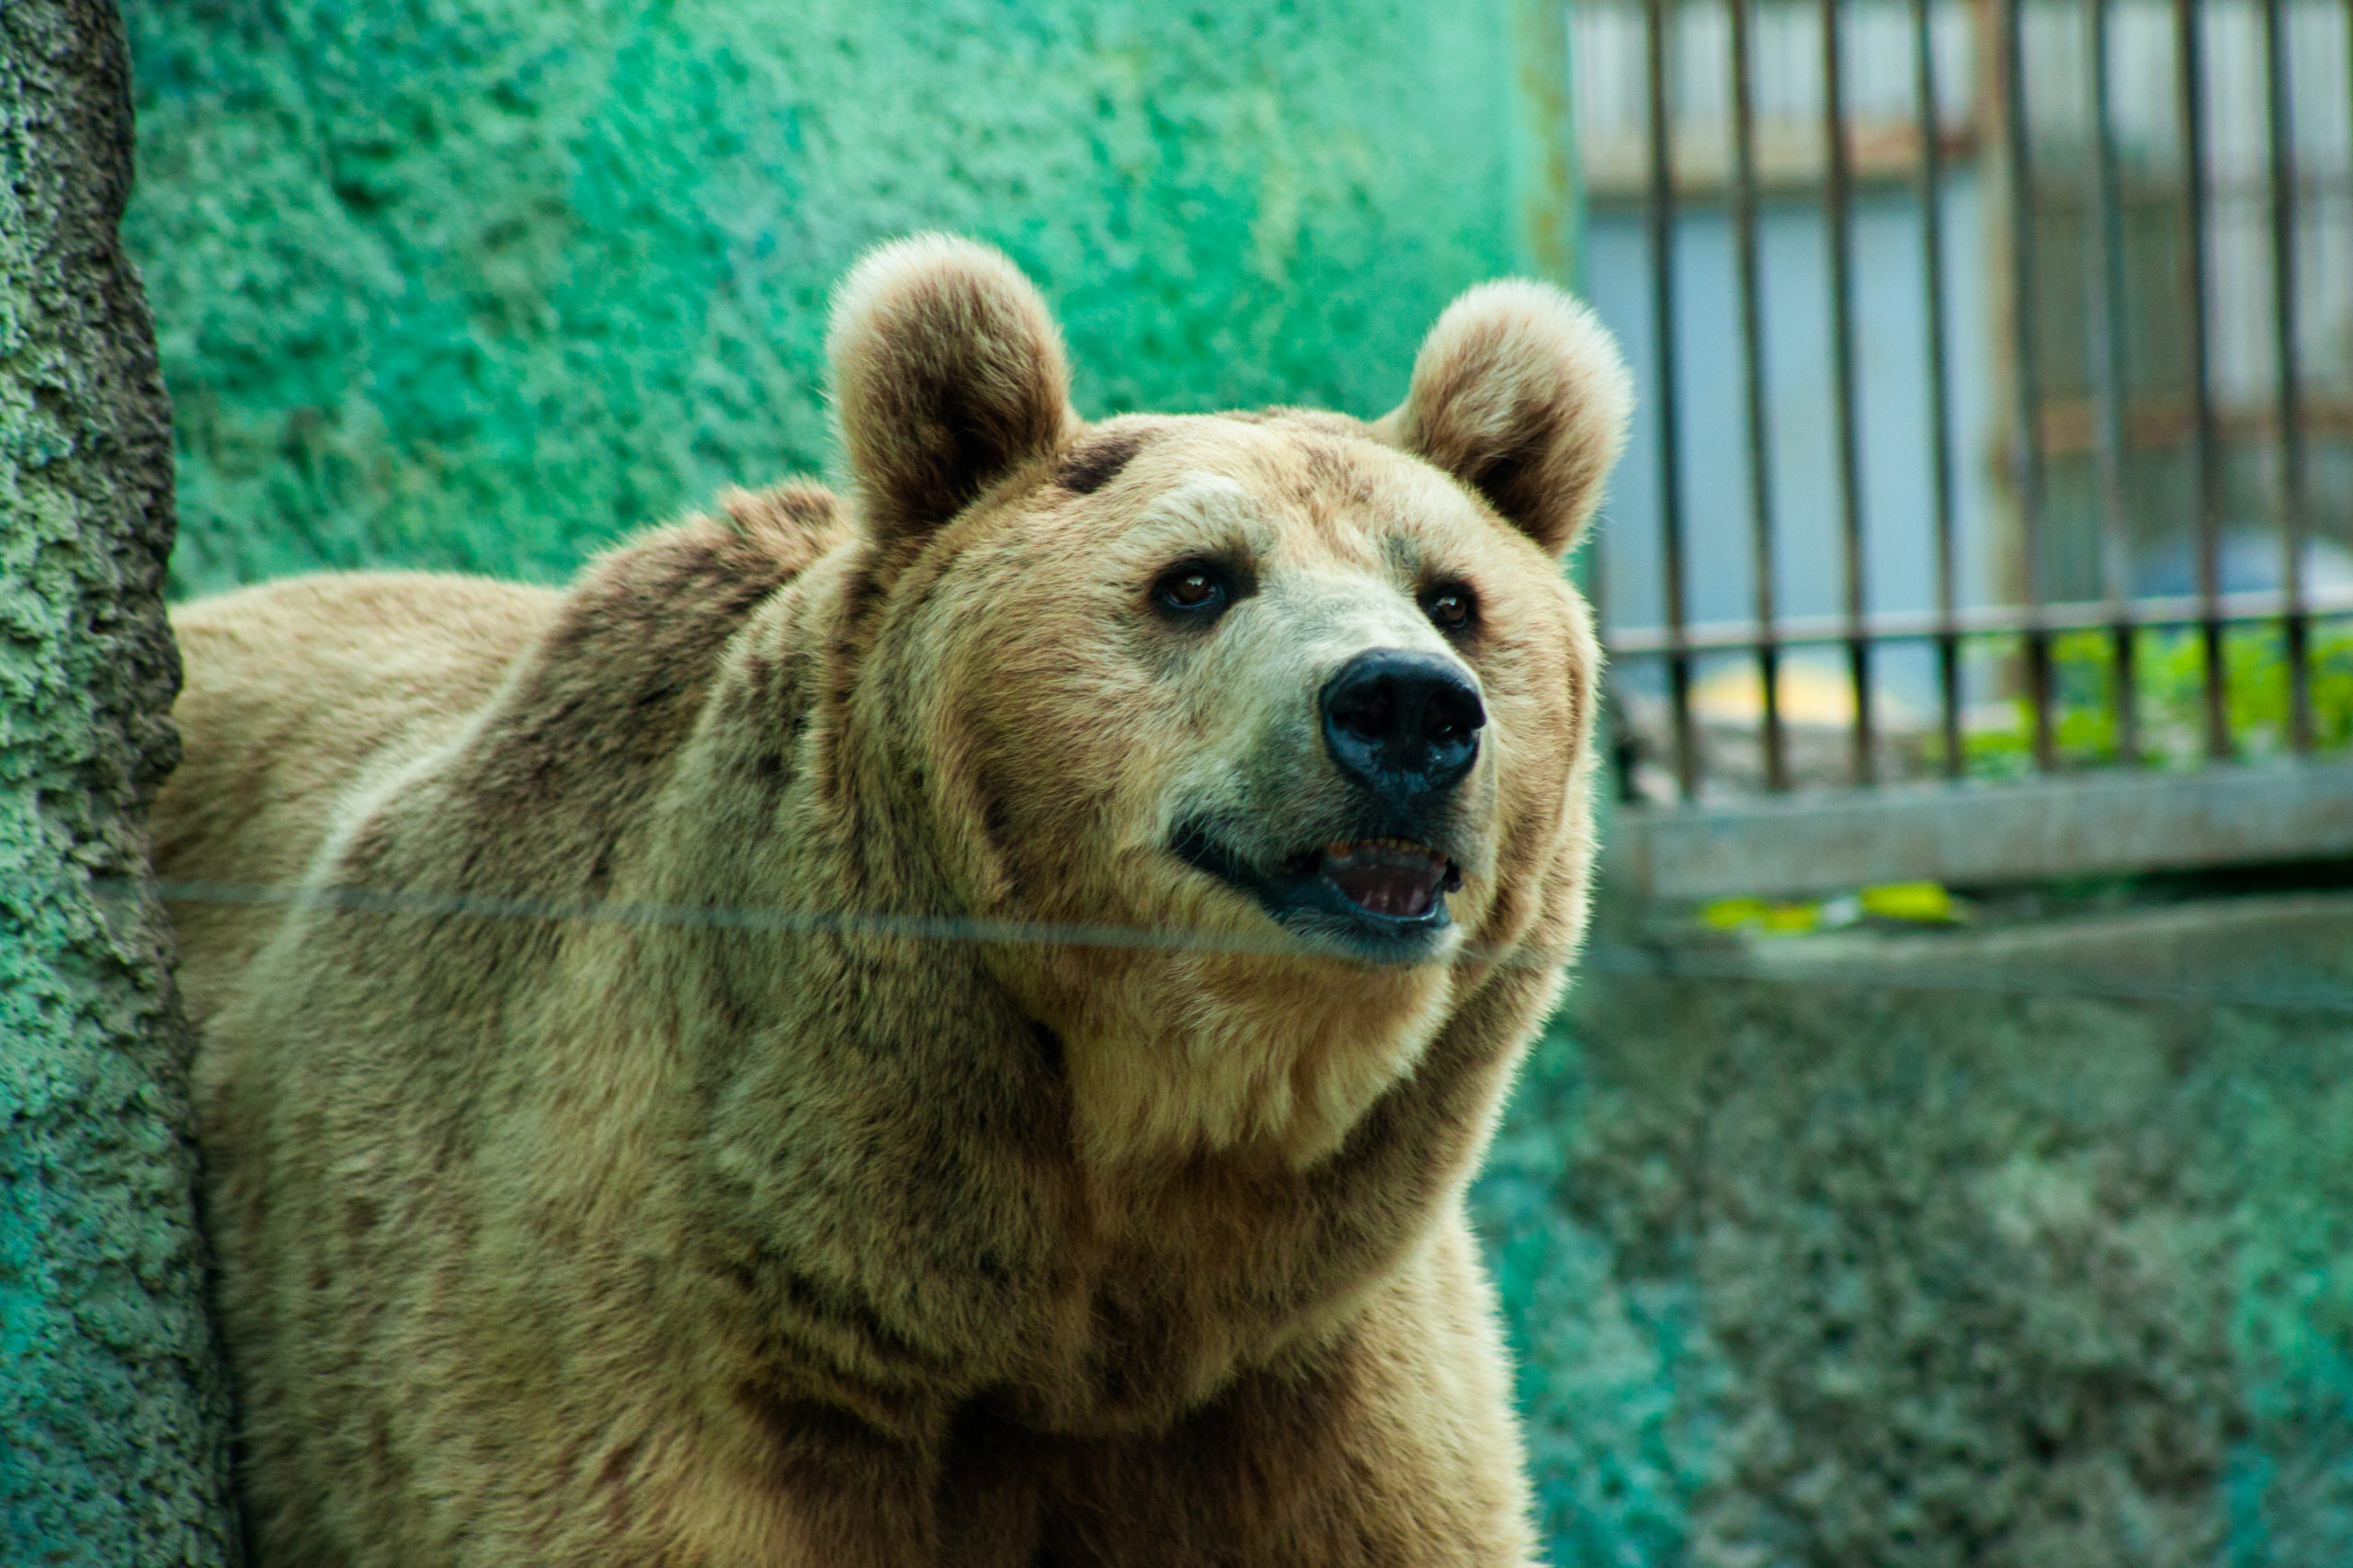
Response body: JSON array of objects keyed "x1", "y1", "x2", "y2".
[{"x1": 1585, "y1": 0, "x2": 2353, "y2": 899}]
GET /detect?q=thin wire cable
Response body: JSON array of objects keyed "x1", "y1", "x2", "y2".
[
  {"x1": 75, "y1": 874, "x2": 2353, "y2": 1014},
  {"x1": 93, "y1": 875, "x2": 1576, "y2": 971}
]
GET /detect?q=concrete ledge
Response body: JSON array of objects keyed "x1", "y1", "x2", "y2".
[{"x1": 1607, "y1": 758, "x2": 2353, "y2": 902}]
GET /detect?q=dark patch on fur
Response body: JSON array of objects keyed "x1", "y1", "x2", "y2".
[
  {"x1": 1029, "y1": 1021, "x2": 1066, "y2": 1076},
  {"x1": 367, "y1": 1414, "x2": 395, "y2": 1468},
  {"x1": 1055, "y1": 428, "x2": 1148, "y2": 495},
  {"x1": 737, "y1": 653, "x2": 778, "y2": 702},
  {"x1": 593, "y1": 1437, "x2": 645, "y2": 1494},
  {"x1": 981, "y1": 794, "x2": 1023, "y2": 903},
  {"x1": 758, "y1": 1260, "x2": 954, "y2": 1381},
  {"x1": 1464, "y1": 414, "x2": 1547, "y2": 530}
]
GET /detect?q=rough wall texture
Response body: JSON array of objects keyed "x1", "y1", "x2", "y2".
[
  {"x1": 118, "y1": 0, "x2": 1557, "y2": 597},
  {"x1": 1472, "y1": 892, "x2": 2353, "y2": 1566},
  {"x1": 0, "y1": 1, "x2": 241, "y2": 1562}
]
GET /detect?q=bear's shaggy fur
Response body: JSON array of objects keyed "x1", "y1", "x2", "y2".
[{"x1": 154, "y1": 236, "x2": 1631, "y2": 1566}]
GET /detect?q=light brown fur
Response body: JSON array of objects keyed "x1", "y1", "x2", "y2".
[{"x1": 155, "y1": 236, "x2": 1631, "y2": 1566}]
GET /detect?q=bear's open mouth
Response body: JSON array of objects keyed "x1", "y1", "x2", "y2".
[
  {"x1": 1310, "y1": 838, "x2": 1461, "y2": 921},
  {"x1": 1171, "y1": 821, "x2": 1462, "y2": 954}
]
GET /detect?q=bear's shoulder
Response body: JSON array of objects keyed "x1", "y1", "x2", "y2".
[
  {"x1": 530, "y1": 480, "x2": 847, "y2": 694},
  {"x1": 423, "y1": 481, "x2": 851, "y2": 872}
]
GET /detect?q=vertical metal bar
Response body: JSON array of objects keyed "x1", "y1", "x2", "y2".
[
  {"x1": 2001, "y1": 0, "x2": 2056, "y2": 768},
  {"x1": 1646, "y1": 0, "x2": 1698, "y2": 798},
  {"x1": 1592, "y1": 504, "x2": 1640, "y2": 801},
  {"x1": 2088, "y1": 0, "x2": 2142, "y2": 764},
  {"x1": 1730, "y1": 0, "x2": 1786, "y2": 790},
  {"x1": 2176, "y1": 0, "x2": 2230, "y2": 758},
  {"x1": 1597, "y1": 531, "x2": 1649, "y2": 803},
  {"x1": 1913, "y1": 0, "x2": 1963, "y2": 777},
  {"x1": 1822, "y1": 0, "x2": 1874, "y2": 783},
  {"x1": 2262, "y1": 0, "x2": 2313, "y2": 749}
]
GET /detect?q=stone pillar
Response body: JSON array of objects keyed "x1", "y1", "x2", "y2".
[{"x1": 0, "y1": 2, "x2": 242, "y2": 1562}]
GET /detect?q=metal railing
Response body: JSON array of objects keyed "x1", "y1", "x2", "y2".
[{"x1": 1588, "y1": 0, "x2": 2353, "y2": 897}]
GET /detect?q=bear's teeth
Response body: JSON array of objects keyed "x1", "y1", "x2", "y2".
[{"x1": 1316, "y1": 840, "x2": 1450, "y2": 919}]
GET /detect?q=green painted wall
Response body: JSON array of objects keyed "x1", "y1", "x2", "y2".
[
  {"x1": 120, "y1": 0, "x2": 1563, "y2": 597},
  {"x1": 1477, "y1": 893, "x2": 2353, "y2": 1566}
]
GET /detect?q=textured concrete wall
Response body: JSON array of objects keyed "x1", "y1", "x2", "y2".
[
  {"x1": 0, "y1": 1, "x2": 241, "y2": 1562},
  {"x1": 119, "y1": 0, "x2": 1565, "y2": 597},
  {"x1": 1473, "y1": 892, "x2": 2353, "y2": 1566}
]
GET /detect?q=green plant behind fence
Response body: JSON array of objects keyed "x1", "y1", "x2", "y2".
[{"x1": 1955, "y1": 620, "x2": 2353, "y2": 778}]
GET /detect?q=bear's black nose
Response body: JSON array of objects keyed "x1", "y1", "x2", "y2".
[{"x1": 1320, "y1": 649, "x2": 1485, "y2": 801}]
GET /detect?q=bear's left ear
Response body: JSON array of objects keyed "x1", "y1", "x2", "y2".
[
  {"x1": 827, "y1": 234, "x2": 1075, "y2": 546},
  {"x1": 1372, "y1": 279, "x2": 1633, "y2": 558}
]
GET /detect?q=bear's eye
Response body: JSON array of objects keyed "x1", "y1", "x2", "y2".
[
  {"x1": 1154, "y1": 562, "x2": 1230, "y2": 619},
  {"x1": 1424, "y1": 585, "x2": 1477, "y2": 634}
]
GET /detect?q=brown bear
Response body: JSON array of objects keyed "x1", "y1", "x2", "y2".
[{"x1": 153, "y1": 235, "x2": 1631, "y2": 1566}]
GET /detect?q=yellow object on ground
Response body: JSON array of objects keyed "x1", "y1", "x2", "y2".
[
  {"x1": 1859, "y1": 881, "x2": 1963, "y2": 923},
  {"x1": 1700, "y1": 882, "x2": 1965, "y2": 936}
]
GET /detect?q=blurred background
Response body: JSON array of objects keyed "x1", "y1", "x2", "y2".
[{"x1": 123, "y1": 0, "x2": 2353, "y2": 1562}]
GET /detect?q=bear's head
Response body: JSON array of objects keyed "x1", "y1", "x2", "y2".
[{"x1": 824, "y1": 236, "x2": 1630, "y2": 1169}]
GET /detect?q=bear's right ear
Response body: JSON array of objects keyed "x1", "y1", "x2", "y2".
[{"x1": 827, "y1": 235, "x2": 1074, "y2": 547}]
